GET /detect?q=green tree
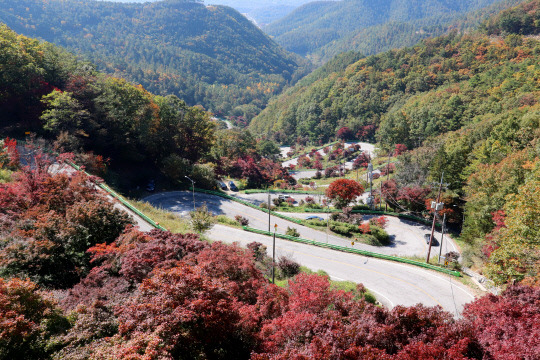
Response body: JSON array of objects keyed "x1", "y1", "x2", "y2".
[{"x1": 189, "y1": 204, "x2": 216, "y2": 234}]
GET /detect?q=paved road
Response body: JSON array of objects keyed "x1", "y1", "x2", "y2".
[
  {"x1": 208, "y1": 224, "x2": 476, "y2": 316},
  {"x1": 143, "y1": 191, "x2": 458, "y2": 258},
  {"x1": 283, "y1": 142, "x2": 376, "y2": 168}
]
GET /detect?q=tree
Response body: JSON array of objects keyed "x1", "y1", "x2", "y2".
[
  {"x1": 394, "y1": 143, "x2": 408, "y2": 156},
  {"x1": 189, "y1": 204, "x2": 216, "y2": 233},
  {"x1": 326, "y1": 179, "x2": 364, "y2": 208},
  {"x1": 484, "y1": 162, "x2": 540, "y2": 285},
  {"x1": 337, "y1": 126, "x2": 354, "y2": 140},
  {"x1": 0, "y1": 278, "x2": 68, "y2": 360}
]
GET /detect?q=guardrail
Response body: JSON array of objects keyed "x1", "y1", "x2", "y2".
[
  {"x1": 67, "y1": 162, "x2": 167, "y2": 231},
  {"x1": 242, "y1": 226, "x2": 461, "y2": 277},
  {"x1": 244, "y1": 189, "x2": 324, "y2": 195}
]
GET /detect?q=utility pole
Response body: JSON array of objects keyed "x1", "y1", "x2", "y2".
[
  {"x1": 438, "y1": 213, "x2": 447, "y2": 264},
  {"x1": 367, "y1": 163, "x2": 374, "y2": 209},
  {"x1": 268, "y1": 194, "x2": 271, "y2": 233},
  {"x1": 426, "y1": 172, "x2": 444, "y2": 263},
  {"x1": 385, "y1": 152, "x2": 391, "y2": 212}
]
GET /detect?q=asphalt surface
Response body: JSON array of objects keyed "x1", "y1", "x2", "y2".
[
  {"x1": 145, "y1": 191, "x2": 457, "y2": 258},
  {"x1": 208, "y1": 224, "x2": 476, "y2": 316}
]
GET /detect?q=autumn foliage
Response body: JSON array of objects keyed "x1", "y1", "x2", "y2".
[{"x1": 326, "y1": 179, "x2": 364, "y2": 208}]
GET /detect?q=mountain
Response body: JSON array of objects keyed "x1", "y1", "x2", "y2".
[
  {"x1": 263, "y1": 0, "x2": 516, "y2": 62},
  {"x1": 0, "y1": 0, "x2": 309, "y2": 116},
  {"x1": 103, "y1": 0, "x2": 317, "y2": 26},
  {"x1": 253, "y1": 0, "x2": 540, "y2": 279}
]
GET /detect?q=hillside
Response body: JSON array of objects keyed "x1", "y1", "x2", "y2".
[
  {"x1": 252, "y1": 0, "x2": 540, "y2": 281},
  {"x1": 264, "y1": 0, "x2": 517, "y2": 62},
  {"x1": 0, "y1": 0, "x2": 309, "y2": 116}
]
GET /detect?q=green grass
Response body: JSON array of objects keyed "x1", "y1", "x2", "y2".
[
  {"x1": 216, "y1": 214, "x2": 241, "y2": 228},
  {"x1": 130, "y1": 199, "x2": 191, "y2": 234}
]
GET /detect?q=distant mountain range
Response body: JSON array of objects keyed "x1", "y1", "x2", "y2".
[
  {"x1": 263, "y1": 0, "x2": 518, "y2": 63},
  {"x1": 0, "y1": 0, "x2": 309, "y2": 115},
  {"x1": 103, "y1": 0, "x2": 319, "y2": 26}
]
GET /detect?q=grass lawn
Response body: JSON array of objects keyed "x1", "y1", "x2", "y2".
[{"x1": 130, "y1": 199, "x2": 192, "y2": 234}]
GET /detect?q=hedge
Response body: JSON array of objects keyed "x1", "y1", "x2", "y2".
[{"x1": 244, "y1": 189, "x2": 324, "y2": 195}]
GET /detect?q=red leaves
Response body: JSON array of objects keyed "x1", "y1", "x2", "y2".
[
  {"x1": 326, "y1": 179, "x2": 364, "y2": 208},
  {"x1": 0, "y1": 277, "x2": 66, "y2": 358},
  {"x1": 394, "y1": 144, "x2": 407, "y2": 156},
  {"x1": 463, "y1": 285, "x2": 540, "y2": 359}
]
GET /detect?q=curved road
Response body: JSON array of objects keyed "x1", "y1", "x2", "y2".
[
  {"x1": 144, "y1": 191, "x2": 457, "y2": 258},
  {"x1": 143, "y1": 191, "x2": 477, "y2": 316}
]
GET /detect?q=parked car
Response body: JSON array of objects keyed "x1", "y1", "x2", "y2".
[
  {"x1": 305, "y1": 215, "x2": 324, "y2": 221},
  {"x1": 278, "y1": 194, "x2": 293, "y2": 201},
  {"x1": 424, "y1": 234, "x2": 439, "y2": 246},
  {"x1": 146, "y1": 179, "x2": 155, "y2": 192},
  {"x1": 228, "y1": 181, "x2": 238, "y2": 191},
  {"x1": 217, "y1": 181, "x2": 228, "y2": 190}
]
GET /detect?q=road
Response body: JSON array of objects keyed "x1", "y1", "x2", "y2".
[
  {"x1": 208, "y1": 224, "x2": 475, "y2": 316},
  {"x1": 144, "y1": 191, "x2": 457, "y2": 258},
  {"x1": 282, "y1": 142, "x2": 376, "y2": 169},
  {"x1": 142, "y1": 191, "x2": 476, "y2": 315}
]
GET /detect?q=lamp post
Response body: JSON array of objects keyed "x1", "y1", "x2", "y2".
[{"x1": 185, "y1": 176, "x2": 196, "y2": 211}]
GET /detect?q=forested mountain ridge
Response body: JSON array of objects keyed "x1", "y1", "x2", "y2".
[
  {"x1": 253, "y1": 0, "x2": 540, "y2": 284},
  {"x1": 264, "y1": 0, "x2": 519, "y2": 62},
  {"x1": 0, "y1": 0, "x2": 309, "y2": 116}
]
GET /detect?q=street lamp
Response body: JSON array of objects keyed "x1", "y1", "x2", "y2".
[{"x1": 185, "y1": 176, "x2": 196, "y2": 211}]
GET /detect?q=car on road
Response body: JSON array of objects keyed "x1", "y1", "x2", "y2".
[
  {"x1": 305, "y1": 215, "x2": 324, "y2": 221},
  {"x1": 217, "y1": 181, "x2": 228, "y2": 190},
  {"x1": 146, "y1": 179, "x2": 155, "y2": 192},
  {"x1": 424, "y1": 234, "x2": 439, "y2": 246},
  {"x1": 278, "y1": 194, "x2": 294, "y2": 201},
  {"x1": 228, "y1": 181, "x2": 238, "y2": 191}
]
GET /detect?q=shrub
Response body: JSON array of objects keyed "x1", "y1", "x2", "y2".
[
  {"x1": 247, "y1": 242, "x2": 267, "y2": 262},
  {"x1": 234, "y1": 215, "x2": 249, "y2": 226},
  {"x1": 370, "y1": 226, "x2": 391, "y2": 245},
  {"x1": 359, "y1": 222, "x2": 371, "y2": 234},
  {"x1": 330, "y1": 222, "x2": 357, "y2": 236},
  {"x1": 216, "y1": 215, "x2": 238, "y2": 226},
  {"x1": 285, "y1": 227, "x2": 300, "y2": 237},
  {"x1": 369, "y1": 216, "x2": 388, "y2": 229},
  {"x1": 278, "y1": 256, "x2": 301, "y2": 278}
]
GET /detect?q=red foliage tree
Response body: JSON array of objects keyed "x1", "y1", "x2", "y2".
[
  {"x1": 326, "y1": 179, "x2": 364, "y2": 208},
  {"x1": 464, "y1": 285, "x2": 540, "y2": 359},
  {"x1": 337, "y1": 127, "x2": 354, "y2": 140},
  {"x1": 394, "y1": 144, "x2": 408, "y2": 156},
  {"x1": 0, "y1": 278, "x2": 67, "y2": 359}
]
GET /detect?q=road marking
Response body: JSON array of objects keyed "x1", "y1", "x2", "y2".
[{"x1": 368, "y1": 288, "x2": 395, "y2": 308}]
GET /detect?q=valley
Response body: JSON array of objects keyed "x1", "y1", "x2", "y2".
[{"x1": 0, "y1": 0, "x2": 539, "y2": 358}]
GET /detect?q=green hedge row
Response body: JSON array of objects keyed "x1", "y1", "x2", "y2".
[
  {"x1": 242, "y1": 226, "x2": 461, "y2": 277},
  {"x1": 244, "y1": 189, "x2": 323, "y2": 195},
  {"x1": 191, "y1": 187, "x2": 303, "y2": 224},
  {"x1": 301, "y1": 208, "x2": 441, "y2": 228}
]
